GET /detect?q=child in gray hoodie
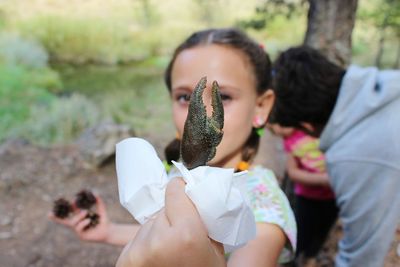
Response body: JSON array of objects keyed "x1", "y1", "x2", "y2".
[{"x1": 270, "y1": 46, "x2": 400, "y2": 267}]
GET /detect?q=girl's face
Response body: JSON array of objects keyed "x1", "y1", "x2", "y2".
[{"x1": 170, "y1": 44, "x2": 274, "y2": 168}]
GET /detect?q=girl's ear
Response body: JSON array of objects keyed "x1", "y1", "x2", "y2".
[{"x1": 253, "y1": 89, "x2": 275, "y2": 127}]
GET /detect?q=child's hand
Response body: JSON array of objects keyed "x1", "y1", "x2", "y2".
[
  {"x1": 49, "y1": 195, "x2": 111, "y2": 243},
  {"x1": 320, "y1": 172, "x2": 331, "y2": 186},
  {"x1": 116, "y1": 178, "x2": 226, "y2": 267}
]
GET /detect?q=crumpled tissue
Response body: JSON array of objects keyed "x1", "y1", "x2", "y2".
[{"x1": 115, "y1": 137, "x2": 256, "y2": 252}]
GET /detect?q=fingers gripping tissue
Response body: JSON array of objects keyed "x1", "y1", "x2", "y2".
[{"x1": 116, "y1": 77, "x2": 256, "y2": 252}]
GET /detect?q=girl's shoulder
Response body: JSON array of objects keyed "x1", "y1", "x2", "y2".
[
  {"x1": 245, "y1": 166, "x2": 289, "y2": 209},
  {"x1": 245, "y1": 165, "x2": 297, "y2": 263},
  {"x1": 246, "y1": 165, "x2": 280, "y2": 188}
]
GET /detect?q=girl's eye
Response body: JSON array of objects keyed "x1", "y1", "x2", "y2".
[
  {"x1": 176, "y1": 94, "x2": 191, "y2": 104},
  {"x1": 220, "y1": 93, "x2": 232, "y2": 102},
  {"x1": 174, "y1": 92, "x2": 231, "y2": 104}
]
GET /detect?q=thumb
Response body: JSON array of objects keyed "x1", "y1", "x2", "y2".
[
  {"x1": 94, "y1": 195, "x2": 107, "y2": 217},
  {"x1": 164, "y1": 178, "x2": 203, "y2": 229}
]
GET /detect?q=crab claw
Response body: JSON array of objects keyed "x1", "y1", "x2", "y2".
[{"x1": 180, "y1": 77, "x2": 224, "y2": 169}]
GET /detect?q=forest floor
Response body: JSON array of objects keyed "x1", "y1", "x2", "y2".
[{"x1": 0, "y1": 133, "x2": 399, "y2": 267}]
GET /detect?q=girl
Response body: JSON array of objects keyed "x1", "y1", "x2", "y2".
[
  {"x1": 268, "y1": 123, "x2": 338, "y2": 266},
  {"x1": 51, "y1": 28, "x2": 296, "y2": 266}
]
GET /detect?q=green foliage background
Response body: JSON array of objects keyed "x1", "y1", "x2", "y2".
[{"x1": 0, "y1": 0, "x2": 398, "y2": 145}]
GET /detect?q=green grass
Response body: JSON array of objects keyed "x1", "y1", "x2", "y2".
[
  {"x1": 100, "y1": 78, "x2": 172, "y2": 137},
  {"x1": 54, "y1": 62, "x2": 172, "y2": 137},
  {"x1": 52, "y1": 60, "x2": 165, "y2": 95},
  {"x1": 0, "y1": 50, "x2": 172, "y2": 145},
  {"x1": 11, "y1": 93, "x2": 102, "y2": 145},
  {"x1": 0, "y1": 32, "x2": 105, "y2": 145},
  {"x1": 16, "y1": 15, "x2": 143, "y2": 65},
  {"x1": 0, "y1": 64, "x2": 60, "y2": 142},
  {"x1": 1, "y1": 0, "x2": 398, "y2": 146},
  {"x1": 352, "y1": 27, "x2": 399, "y2": 68}
]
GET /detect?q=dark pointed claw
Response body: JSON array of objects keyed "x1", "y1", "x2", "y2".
[
  {"x1": 180, "y1": 77, "x2": 224, "y2": 169},
  {"x1": 211, "y1": 81, "x2": 224, "y2": 131}
]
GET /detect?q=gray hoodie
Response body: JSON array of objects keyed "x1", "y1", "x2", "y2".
[
  {"x1": 319, "y1": 65, "x2": 400, "y2": 266},
  {"x1": 320, "y1": 65, "x2": 400, "y2": 171}
]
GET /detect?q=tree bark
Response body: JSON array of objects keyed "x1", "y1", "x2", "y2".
[
  {"x1": 375, "y1": 30, "x2": 385, "y2": 68},
  {"x1": 394, "y1": 40, "x2": 400, "y2": 69},
  {"x1": 304, "y1": 0, "x2": 358, "y2": 67},
  {"x1": 375, "y1": 12, "x2": 390, "y2": 68}
]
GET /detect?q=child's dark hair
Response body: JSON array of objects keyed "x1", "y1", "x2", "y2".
[
  {"x1": 269, "y1": 45, "x2": 346, "y2": 129},
  {"x1": 164, "y1": 28, "x2": 272, "y2": 168}
]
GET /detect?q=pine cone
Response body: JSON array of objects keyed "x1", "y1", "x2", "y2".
[
  {"x1": 75, "y1": 189, "x2": 96, "y2": 210},
  {"x1": 83, "y1": 211, "x2": 100, "y2": 231},
  {"x1": 53, "y1": 198, "x2": 73, "y2": 219}
]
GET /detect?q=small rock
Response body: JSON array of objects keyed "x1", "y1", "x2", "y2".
[
  {"x1": 76, "y1": 121, "x2": 134, "y2": 167},
  {"x1": 397, "y1": 242, "x2": 400, "y2": 257},
  {"x1": 0, "y1": 138, "x2": 30, "y2": 155},
  {"x1": 41, "y1": 194, "x2": 51, "y2": 202},
  {"x1": 0, "y1": 216, "x2": 12, "y2": 226},
  {"x1": 12, "y1": 227, "x2": 19, "y2": 235},
  {"x1": 0, "y1": 232, "x2": 12, "y2": 239}
]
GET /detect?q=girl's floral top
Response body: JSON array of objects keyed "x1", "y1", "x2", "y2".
[
  {"x1": 284, "y1": 130, "x2": 335, "y2": 200},
  {"x1": 245, "y1": 166, "x2": 297, "y2": 263},
  {"x1": 168, "y1": 164, "x2": 296, "y2": 263}
]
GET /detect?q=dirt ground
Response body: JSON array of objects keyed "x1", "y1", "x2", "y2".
[{"x1": 0, "y1": 133, "x2": 399, "y2": 267}]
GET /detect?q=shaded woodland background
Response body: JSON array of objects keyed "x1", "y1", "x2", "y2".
[{"x1": 0, "y1": 0, "x2": 399, "y2": 146}]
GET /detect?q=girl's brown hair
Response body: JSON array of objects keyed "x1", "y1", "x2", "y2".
[{"x1": 164, "y1": 28, "x2": 272, "y2": 168}]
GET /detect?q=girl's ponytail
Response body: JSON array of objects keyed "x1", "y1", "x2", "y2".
[
  {"x1": 240, "y1": 128, "x2": 260, "y2": 168},
  {"x1": 164, "y1": 137, "x2": 181, "y2": 165}
]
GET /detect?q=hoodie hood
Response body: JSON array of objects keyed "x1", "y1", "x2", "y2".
[{"x1": 320, "y1": 65, "x2": 400, "y2": 169}]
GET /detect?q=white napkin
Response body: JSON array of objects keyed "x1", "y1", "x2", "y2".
[
  {"x1": 116, "y1": 138, "x2": 168, "y2": 224},
  {"x1": 115, "y1": 137, "x2": 256, "y2": 252}
]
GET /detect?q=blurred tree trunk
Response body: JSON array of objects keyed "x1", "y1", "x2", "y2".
[
  {"x1": 375, "y1": 12, "x2": 390, "y2": 68},
  {"x1": 394, "y1": 40, "x2": 400, "y2": 69},
  {"x1": 142, "y1": 0, "x2": 151, "y2": 27},
  {"x1": 194, "y1": 0, "x2": 217, "y2": 26},
  {"x1": 304, "y1": 0, "x2": 358, "y2": 67}
]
